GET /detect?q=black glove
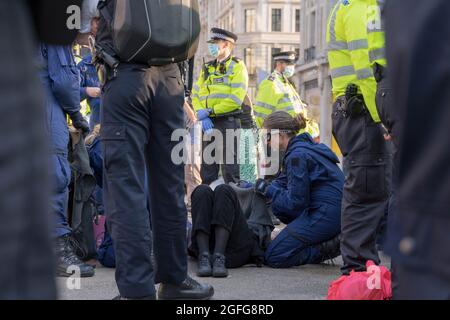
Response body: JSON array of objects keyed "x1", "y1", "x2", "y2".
[
  {"x1": 254, "y1": 178, "x2": 269, "y2": 196},
  {"x1": 70, "y1": 111, "x2": 90, "y2": 135}
]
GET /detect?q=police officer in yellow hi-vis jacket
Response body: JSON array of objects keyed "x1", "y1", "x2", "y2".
[
  {"x1": 254, "y1": 52, "x2": 320, "y2": 139},
  {"x1": 192, "y1": 28, "x2": 249, "y2": 185},
  {"x1": 326, "y1": 0, "x2": 390, "y2": 275}
]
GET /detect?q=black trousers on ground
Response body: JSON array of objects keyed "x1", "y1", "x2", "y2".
[
  {"x1": 101, "y1": 63, "x2": 187, "y2": 298},
  {"x1": 385, "y1": 0, "x2": 450, "y2": 299},
  {"x1": 201, "y1": 116, "x2": 241, "y2": 185},
  {"x1": 189, "y1": 184, "x2": 256, "y2": 268},
  {"x1": 0, "y1": 0, "x2": 56, "y2": 299},
  {"x1": 332, "y1": 99, "x2": 390, "y2": 274}
]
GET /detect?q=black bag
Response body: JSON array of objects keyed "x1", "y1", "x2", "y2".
[
  {"x1": 68, "y1": 132, "x2": 98, "y2": 261},
  {"x1": 98, "y1": 0, "x2": 200, "y2": 66}
]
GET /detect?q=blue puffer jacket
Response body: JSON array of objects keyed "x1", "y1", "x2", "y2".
[{"x1": 265, "y1": 133, "x2": 344, "y2": 224}]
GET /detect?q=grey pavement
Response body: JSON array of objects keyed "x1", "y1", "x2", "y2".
[{"x1": 57, "y1": 254, "x2": 391, "y2": 300}]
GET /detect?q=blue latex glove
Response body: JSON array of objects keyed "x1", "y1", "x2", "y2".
[
  {"x1": 238, "y1": 180, "x2": 254, "y2": 189},
  {"x1": 196, "y1": 109, "x2": 211, "y2": 121},
  {"x1": 201, "y1": 118, "x2": 214, "y2": 135}
]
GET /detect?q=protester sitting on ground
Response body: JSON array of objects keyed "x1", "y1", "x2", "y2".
[
  {"x1": 255, "y1": 111, "x2": 344, "y2": 268},
  {"x1": 188, "y1": 182, "x2": 273, "y2": 278}
]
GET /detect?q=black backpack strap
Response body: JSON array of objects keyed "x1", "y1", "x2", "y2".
[{"x1": 97, "y1": 0, "x2": 112, "y2": 21}]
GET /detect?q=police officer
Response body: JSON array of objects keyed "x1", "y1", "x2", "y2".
[
  {"x1": 254, "y1": 51, "x2": 319, "y2": 138},
  {"x1": 78, "y1": 18, "x2": 102, "y2": 131},
  {"x1": 37, "y1": 42, "x2": 95, "y2": 279},
  {"x1": 326, "y1": 0, "x2": 390, "y2": 275},
  {"x1": 385, "y1": 0, "x2": 450, "y2": 300},
  {"x1": 96, "y1": 0, "x2": 213, "y2": 300},
  {"x1": 192, "y1": 28, "x2": 249, "y2": 185}
]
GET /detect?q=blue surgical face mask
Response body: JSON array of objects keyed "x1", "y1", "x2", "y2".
[
  {"x1": 208, "y1": 43, "x2": 220, "y2": 57},
  {"x1": 283, "y1": 65, "x2": 295, "y2": 78}
]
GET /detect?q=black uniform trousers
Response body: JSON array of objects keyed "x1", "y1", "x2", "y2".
[
  {"x1": 189, "y1": 184, "x2": 256, "y2": 268},
  {"x1": 375, "y1": 68, "x2": 400, "y2": 295},
  {"x1": 101, "y1": 63, "x2": 187, "y2": 298},
  {"x1": 385, "y1": 0, "x2": 450, "y2": 299},
  {"x1": 0, "y1": 0, "x2": 57, "y2": 299},
  {"x1": 332, "y1": 99, "x2": 390, "y2": 275},
  {"x1": 201, "y1": 116, "x2": 241, "y2": 185}
]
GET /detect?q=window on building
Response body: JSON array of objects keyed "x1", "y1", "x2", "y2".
[
  {"x1": 245, "y1": 9, "x2": 256, "y2": 32},
  {"x1": 309, "y1": 11, "x2": 316, "y2": 47},
  {"x1": 295, "y1": 9, "x2": 301, "y2": 32},
  {"x1": 271, "y1": 47, "x2": 281, "y2": 70},
  {"x1": 271, "y1": 9, "x2": 282, "y2": 32},
  {"x1": 244, "y1": 48, "x2": 256, "y2": 75}
]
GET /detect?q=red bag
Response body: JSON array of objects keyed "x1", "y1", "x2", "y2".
[{"x1": 327, "y1": 261, "x2": 392, "y2": 300}]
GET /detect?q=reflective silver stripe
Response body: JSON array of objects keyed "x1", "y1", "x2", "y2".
[
  {"x1": 230, "y1": 83, "x2": 247, "y2": 90},
  {"x1": 281, "y1": 105, "x2": 295, "y2": 112},
  {"x1": 369, "y1": 48, "x2": 385, "y2": 63},
  {"x1": 193, "y1": 84, "x2": 200, "y2": 92},
  {"x1": 327, "y1": 41, "x2": 348, "y2": 51},
  {"x1": 278, "y1": 97, "x2": 292, "y2": 104},
  {"x1": 330, "y1": 66, "x2": 355, "y2": 78},
  {"x1": 200, "y1": 93, "x2": 243, "y2": 106},
  {"x1": 253, "y1": 111, "x2": 268, "y2": 119},
  {"x1": 356, "y1": 68, "x2": 373, "y2": 80},
  {"x1": 327, "y1": 2, "x2": 341, "y2": 44},
  {"x1": 348, "y1": 39, "x2": 368, "y2": 51},
  {"x1": 367, "y1": 27, "x2": 383, "y2": 34},
  {"x1": 255, "y1": 101, "x2": 277, "y2": 112},
  {"x1": 229, "y1": 95, "x2": 243, "y2": 106}
]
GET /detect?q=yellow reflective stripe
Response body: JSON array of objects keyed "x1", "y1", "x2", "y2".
[
  {"x1": 348, "y1": 39, "x2": 369, "y2": 51},
  {"x1": 356, "y1": 68, "x2": 373, "y2": 80},
  {"x1": 331, "y1": 65, "x2": 355, "y2": 78}
]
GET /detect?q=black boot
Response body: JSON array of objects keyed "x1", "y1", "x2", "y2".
[
  {"x1": 55, "y1": 234, "x2": 95, "y2": 278},
  {"x1": 197, "y1": 252, "x2": 212, "y2": 277},
  {"x1": 318, "y1": 234, "x2": 341, "y2": 262},
  {"x1": 212, "y1": 253, "x2": 228, "y2": 278},
  {"x1": 157, "y1": 276, "x2": 214, "y2": 300}
]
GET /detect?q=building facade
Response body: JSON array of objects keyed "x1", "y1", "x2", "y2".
[
  {"x1": 295, "y1": 0, "x2": 338, "y2": 146},
  {"x1": 194, "y1": 0, "x2": 302, "y2": 99}
]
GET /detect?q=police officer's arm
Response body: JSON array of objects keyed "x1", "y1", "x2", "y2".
[
  {"x1": 254, "y1": 80, "x2": 278, "y2": 128},
  {"x1": 45, "y1": 45, "x2": 81, "y2": 116},
  {"x1": 344, "y1": 3, "x2": 380, "y2": 122},
  {"x1": 211, "y1": 62, "x2": 249, "y2": 115},
  {"x1": 192, "y1": 68, "x2": 206, "y2": 112},
  {"x1": 266, "y1": 155, "x2": 310, "y2": 220},
  {"x1": 77, "y1": 60, "x2": 89, "y2": 102}
]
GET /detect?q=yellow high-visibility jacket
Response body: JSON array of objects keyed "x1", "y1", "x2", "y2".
[
  {"x1": 192, "y1": 56, "x2": 249, "y2": 116},
  {"x1": 367, "y1": 0, "x2": 386, "y2": 68},
  {"x1": 254, "y1": 71, "x2": 319, "y2": 137},
  {"x1": 326, "y1": 0, "x2": 381, "y2": 122}
]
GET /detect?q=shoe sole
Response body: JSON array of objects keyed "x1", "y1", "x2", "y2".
[
  {"x1": 196, "y1": 272, "x2": 212, "y2": 277},
  {"x1": 212, "y1": 272, "x2": 228, "y2": 278},
  {"x1": 158, "y1": 290, "x2": 214, "y2": 301}
]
